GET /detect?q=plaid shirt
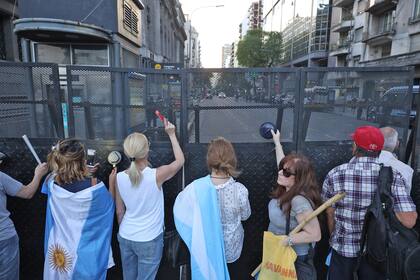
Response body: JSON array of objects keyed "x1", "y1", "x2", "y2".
[{"x1": 322, "y1": 156, "x2": 416, "y2": 258}]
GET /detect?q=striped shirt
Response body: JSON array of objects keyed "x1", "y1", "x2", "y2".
[{"x1": 322, "y1": 156, "x2": 415, "y2": 257}]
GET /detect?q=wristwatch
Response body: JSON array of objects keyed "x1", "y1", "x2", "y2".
[{"x1": 287, "y1": 236, "x2": 294, "y2": 246}]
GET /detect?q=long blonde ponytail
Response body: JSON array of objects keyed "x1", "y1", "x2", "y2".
[{"x1": 123, "y1": 133, "x2": 149, "y2": 186}]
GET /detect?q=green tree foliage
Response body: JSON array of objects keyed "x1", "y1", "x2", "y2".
[
  {"x1": 214, "y1": 72, "x2": 252, "y2": 97},
  {"x1": 236, "y1": 29, "x2": 283, "y2": 67}
]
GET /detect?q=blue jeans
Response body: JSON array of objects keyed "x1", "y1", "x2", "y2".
[
  {"x1": 0, "y1": 235, "x2": 19, "y2": 280},
  {"x1": 118, "y1": 233, "x2": 163, "y2": 280}
]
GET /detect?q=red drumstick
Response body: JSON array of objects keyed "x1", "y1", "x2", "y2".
[{"x1": 155, "y1": 110, "x2": 165, "y2": 121}]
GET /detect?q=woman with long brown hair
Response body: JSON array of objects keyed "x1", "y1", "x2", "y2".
[
  {"x1": 268, "y1": 131, "x2": 321, "y2": 280},
  {"x1": 174, "y1": 137, "x2": 250, "y2": 280},
  {"x1": 43, "y1": 138, "x2": 114, "y2": 280}
]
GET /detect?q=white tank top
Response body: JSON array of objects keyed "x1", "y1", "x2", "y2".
[{"x1": 117, "y1": 167, "x2": 164, "y2": 242}]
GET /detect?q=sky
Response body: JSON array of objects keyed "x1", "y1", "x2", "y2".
[{"x1": 179, "y1": 0, "x2": 255, "y2": 68}]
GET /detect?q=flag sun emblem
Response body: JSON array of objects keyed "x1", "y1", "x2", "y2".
[{"x1": 48, "y1": 244, "x2": 72, "y2": 273}]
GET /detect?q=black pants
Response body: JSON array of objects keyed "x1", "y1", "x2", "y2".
[
  {"x1": 328, "y1": 249, "x2": 384, "y2": 280},
  {"x1": 227, "y1": 254, "x2": 252, "y2": 280}
]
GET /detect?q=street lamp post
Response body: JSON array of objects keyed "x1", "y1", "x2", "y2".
[{"x1": 187, "y1": 5, "x2": 224, "y2": 68}]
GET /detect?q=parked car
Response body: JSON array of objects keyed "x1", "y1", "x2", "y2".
[
  {"x1": 367, "y1": 85, "x2": 419, "y2": 125},
  {"x1": 218, "y1": 92, "x2": 226, "y2": 98}
]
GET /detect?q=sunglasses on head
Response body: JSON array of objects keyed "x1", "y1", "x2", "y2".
[{"x1": 280, "y1": 168, "x2": 296, "y2": 178}]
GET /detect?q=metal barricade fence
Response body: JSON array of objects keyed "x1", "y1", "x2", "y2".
[{"x1": 0, "y1": 62, "x2": 415, "y2": 279}]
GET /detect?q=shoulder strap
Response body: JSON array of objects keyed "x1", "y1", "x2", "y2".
[
  {"x1": 91, "y1": 177, "x2": 97, "y2": 186},
  {"x1": 356, "y1": 164, "x2": 393, "y2": 266},
  {"x1": 378, "y1": 165, "x2": 394, "y2": 211},
  {"x1": 286, "y1": 210, "x2": 290, "y2": 235}
]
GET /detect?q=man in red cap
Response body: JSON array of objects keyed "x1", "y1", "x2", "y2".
[{"x1": 322, "y1": 126, "x2": 417, "y2": 280}]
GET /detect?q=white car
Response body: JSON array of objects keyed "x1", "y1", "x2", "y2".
[{"x1": 218, "y1": 92, "x2": 226, "y2": 98}]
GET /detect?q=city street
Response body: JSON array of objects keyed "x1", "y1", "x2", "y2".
[{"x1": 190, "y1": 96, "x2": 375, "y2": 143}]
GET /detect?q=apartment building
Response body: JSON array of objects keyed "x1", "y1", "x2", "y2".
[
  {"x1": 184, "y1": 20, "x2": 200, "y2": 68},
  {"x1": 263, "y1": 0, "x2": 331, "y2": 67},
  {"x1": 221, "y1": 43, "x2": 232, "y2": 68},
  {"x1": 239, "y1": 1, "x2": 264, "y2": 39},
  {"x1": 329, "y1": 0, "x2": 420, "y2": 81}
]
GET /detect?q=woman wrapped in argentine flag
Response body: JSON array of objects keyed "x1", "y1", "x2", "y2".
[{"x1": 42, "y1": 139, "x2": 114, "y2": 280}]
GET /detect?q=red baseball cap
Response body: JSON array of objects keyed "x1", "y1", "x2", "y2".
[{"x1": 352, "y1": 126, "x2": 384, "y2": 152}]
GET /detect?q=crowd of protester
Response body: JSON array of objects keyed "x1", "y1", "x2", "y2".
[{"x1": 0, "y1": 120, "x2": 417, "y2": 280}]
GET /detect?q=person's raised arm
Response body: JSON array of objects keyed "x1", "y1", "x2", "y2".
[
  {"x1": 108, "y1": 167, "x2": 117, "y2": 199},
  {"x1": 156, "y1": 119, "x2": 185, "y2": 187},
  {"x1": 271, "y1": 129, "x2": 285, "y2": 167},
  {"x1": 115, "y1": 182, "x2": 126, "y2": 225},
  {"x1": 16, "y1": 163, "x2": 48, "y2": 199}
]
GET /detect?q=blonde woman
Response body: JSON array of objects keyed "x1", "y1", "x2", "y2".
[
  {"x1": 173, "y1": 137, "x2": 251, "y2": 280},
  {"x1": 113, "y1": 119, "x2": 184, "y2": 280},
  {"x1": 43, "y1": 139, "x2": 114, "y2": 280}
]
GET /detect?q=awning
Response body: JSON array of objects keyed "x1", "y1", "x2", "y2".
[{"x1": 14, "y1": 18, "x2": 112, "y2": 43}]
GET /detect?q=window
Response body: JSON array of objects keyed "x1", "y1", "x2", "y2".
[
  {"x1": 35, "y1": 44, "x2": 70, "y2": 64},
  {"x1": 379, "y1": 11, "x2": 393, "y2": 34},
  {"x1": 34, "y1": 43, "x2": 109, "y2": 66},
  {"x1": 0, "y1": 18, "x2": 6, "y2": 60},
  {"x1": 123, "y1": 1, "x2": 139, "y2": 35},
  {"x1": 72, "y1": 45, "x2": 108, "y2": 66},
  {"x1": 353, "y1": 55, "x2": 361, "y2": 66},
  {"x1": 410, "y1": 34, "x2": 420, "y2": 52},
  {"x1": 354, "y1": 28, "x2": 363, "y2": 42},
  {"x1": 122, "y1": 49, "x2": 139, "y2": 68},
  {"x1": 415, "y1": 0, "x2": 420, "y2": 20},
  {"x1": 382, "y1": 43, "x2": 392, "y2": 57}
]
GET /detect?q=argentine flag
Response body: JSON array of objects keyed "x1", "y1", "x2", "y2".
[
  {"x1": 42, "y1": 177, "x2": 115, "y2": 280},
  {"x1": 174, "y1": 175, "x2": 230, "y2": 280}
]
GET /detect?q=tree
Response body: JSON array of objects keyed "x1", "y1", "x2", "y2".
[{"x1": 236, "y1": 29, "x2": 283, "y2": 67}]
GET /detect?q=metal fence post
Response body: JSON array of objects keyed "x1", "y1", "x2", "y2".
[{"x1": 66, "y1": 65, "x2": 76, "y2": 137}]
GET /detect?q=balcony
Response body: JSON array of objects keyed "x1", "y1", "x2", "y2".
[
  {"x1": 332, "y1": 16, "x2": 354, "y2": 33},
  {"x1": 329, "y1": 40, "x2": 351, "y2": 56},
  {"x1": 365, "y1": 0, "x2": 398, "y2": 15},
  {"x1": 333, "y1": 0, "x2": 354, "y2": 8},
  {"x1": 362, "y1": 26, "x2": 395, "y2": 46}
]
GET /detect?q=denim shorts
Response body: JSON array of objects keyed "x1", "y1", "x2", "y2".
[
  {"x1": 117, "y1": 233, "x2": 163, "y2": 280},
  {"x1": 0, "y1": 234, "x2": 19, "y2": 280}
]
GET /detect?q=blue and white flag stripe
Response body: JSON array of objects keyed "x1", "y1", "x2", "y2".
[
  {"x1": 43, "y1": 178, "x2": 114, "y2": 280},
  {"x1": 174, "y1": 175, "x2": 230, "y2": 280}
]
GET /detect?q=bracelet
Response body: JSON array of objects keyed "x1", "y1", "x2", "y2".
[{"x1": 287, "y1": 236, "x2": 294, "y2": 246}]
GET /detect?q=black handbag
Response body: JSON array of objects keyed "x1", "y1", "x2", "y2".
[{"x1": 163, "y1": 229, "x2": 190, "y2": 268}]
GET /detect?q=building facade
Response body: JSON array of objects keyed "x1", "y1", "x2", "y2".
[
  {"x1": 0, "y1": 0, "x2": 19, "y2": 61},
  {"x1": 263, "y1": 0, "x2": 331, "y2": 67},
  {"x1": 140, "y1": 0, "x2": 186, "y2": 67},
  {"x1": 239, "y1": 1, "x2": 264, "y2": 39},
  {"x1": 14, "y1": 0, "x2": 186, "y2": 68},
  {"x1": 184, "y1": 20, "x2": 201, "y2": 68},
  {"x1": 221, "y1": 43, "x2": 232, "y2": 68},
  {"x1": 328, "y1": 0, "x2": 420, "y2": 81}
]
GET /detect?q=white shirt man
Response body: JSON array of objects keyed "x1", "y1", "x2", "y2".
[{"x1": 379, "y1": 127, "x2": 413, "y2": 193}]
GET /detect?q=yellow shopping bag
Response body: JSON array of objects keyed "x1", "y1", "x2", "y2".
[{"x1": 258, "y1": 231, "x2": 297, "y2": 280}]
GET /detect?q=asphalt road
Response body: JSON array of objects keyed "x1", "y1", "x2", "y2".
[{"x1": 189, "y1": 96, "x2": 376, "y2": 143}]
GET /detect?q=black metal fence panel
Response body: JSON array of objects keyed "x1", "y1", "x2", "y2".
[
  {"x1": 0, "y1": 63, "x2": 416, "y2": 280},
  {"x1": 0, "y1": 62, "x2": 63, "y2": 138},
  {"x1": 65, "y1": 66, "x2": 183, "y2": 142}
]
